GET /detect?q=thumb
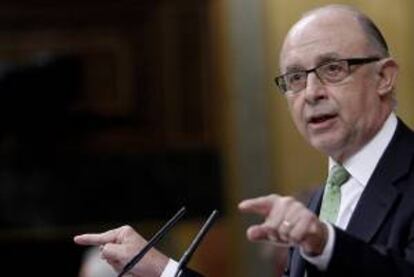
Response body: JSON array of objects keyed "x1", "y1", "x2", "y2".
[{"x1": 101, "y1": 243, "x2": 129, "y2": 264}]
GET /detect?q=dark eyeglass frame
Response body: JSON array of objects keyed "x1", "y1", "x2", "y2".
[{"x1": 274, "y1": 57, "x2": 381, "y2": 95}]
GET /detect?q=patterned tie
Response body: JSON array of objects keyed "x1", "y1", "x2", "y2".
[{"x1": 319, "y1": 165, "x2": 350, "y2": 224}]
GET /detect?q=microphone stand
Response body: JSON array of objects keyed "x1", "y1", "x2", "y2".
[{"x1": 174, "y1": 210, "x2": 219, "y2": 277}]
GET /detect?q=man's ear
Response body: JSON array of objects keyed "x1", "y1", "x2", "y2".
[{"x1": 377, "y1": 58, "x2": 399, "y2": 96}]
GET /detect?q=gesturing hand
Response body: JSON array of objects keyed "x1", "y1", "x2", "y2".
[
  {"x1": 239, "y1": 194, "x2": 328, "y2": 256},
  {"x1": 74, "y1": 225, "x2": 169, "y2": 277}
]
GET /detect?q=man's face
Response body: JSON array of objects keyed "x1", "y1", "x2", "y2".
[{"x1": 279, "y1": 11, "x2": 392, "y2": 162}]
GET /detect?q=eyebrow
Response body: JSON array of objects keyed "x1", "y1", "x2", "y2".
[
  {"x1": 283, "y1": 52, "x2": 342, "y2": 74},
  {"x1": 315, "y1": 53, "x2": 342, "y2": 65}
]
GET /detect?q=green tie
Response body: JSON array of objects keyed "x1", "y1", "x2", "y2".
[{"x1": 319, "y1": 165, "x2": 350, "y2": 224}]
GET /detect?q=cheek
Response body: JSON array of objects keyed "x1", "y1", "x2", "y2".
[
  {"x1": 337, "y1": 89, "x2": 375, "y2": 124},
  {"x1": 287, "y1": 98, "x2": 307, "y2": 132},
  {"x1": 338, "y1": 74, "x2": 380, "y2": 119}
]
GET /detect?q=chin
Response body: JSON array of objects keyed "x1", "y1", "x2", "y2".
[{"x1": 309, "y1": 136, "x2": 346, "y2": 157}]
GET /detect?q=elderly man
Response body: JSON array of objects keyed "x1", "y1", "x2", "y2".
[{"x1": 75, "y1": 4, "x2": 414, "y2": 277}]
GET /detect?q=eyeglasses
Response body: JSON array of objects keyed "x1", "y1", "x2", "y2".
[{"x1": 274, "y1": 57, "x2": 381, "y2": 95}]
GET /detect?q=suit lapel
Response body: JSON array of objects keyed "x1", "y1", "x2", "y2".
[{"x1": 346, "y1": 120, "x2": 414, "y2": 242}]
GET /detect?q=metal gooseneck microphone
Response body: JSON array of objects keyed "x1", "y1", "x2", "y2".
[
  {"x1": 118, "y1": 206, "x2": 186, "y2": 277},
  {"x1": 174, "y1": 209, "x2": 219, "y2": 277}
]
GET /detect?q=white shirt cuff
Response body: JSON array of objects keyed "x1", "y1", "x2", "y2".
[
  {"x1": 300, "y1": 222, "x2": 335, "y2": 271},
  {"x1": 160, "y1": 259, "x2": 179, "y2": 277}
]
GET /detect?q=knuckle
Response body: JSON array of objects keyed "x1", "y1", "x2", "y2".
[
  {"x1": 291, "y1": 201, "x2": 304, "y2": 212},
  {"x1": 296, "y1": 201, "x2": 306, "y2": 209},
  {"x1": 285, "y1": 196, "x2": 295, "y2": 202},
  {"x1": 280, "y1": 196, "x2": 295, "y2": 205},
  {"x1": 267, "y1": 220, "x2": 278, "y2": 230},
  {"x1": 302, "y1": 208, "x2": 316, "y2": 219},
  {"x1": 269, "y1": 194, "x2": 278, "y2": 201},
  {"x1": 123, "y1": 224, "x2": 133, "y2": 230},
  {"x1": 101, "y1": 245, "x2": 110, "y2": 256},
  {"x1": 121, "y1": 225, "x2": 134, "y2": 233},
  {"x1": 309, "y1": 220, "x2": 322, "y2": 234}
]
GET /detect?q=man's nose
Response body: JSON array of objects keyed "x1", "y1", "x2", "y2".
[{"x1": 304, "y1": 72, "x2": 327, "y2": 104}]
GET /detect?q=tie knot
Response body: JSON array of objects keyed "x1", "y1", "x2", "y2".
[{"x1": 327, "y1": 165, "x2": 350, "y2": 188}]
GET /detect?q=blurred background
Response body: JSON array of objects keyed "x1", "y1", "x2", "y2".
[{"x1": 0, "y1": 0, "x2": 413, "y2": 276}]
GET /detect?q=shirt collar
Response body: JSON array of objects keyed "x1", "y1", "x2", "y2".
[{"x1": 329, "y1": 112, "x2": 398, "y2": 187}]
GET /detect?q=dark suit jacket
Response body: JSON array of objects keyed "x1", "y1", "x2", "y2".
[
  {"x1": 181, "y1": 119, "x2": 414, "y2": 276},
  {"x1": 287, "y1": 119, "x2": 414, "y2": 277}
]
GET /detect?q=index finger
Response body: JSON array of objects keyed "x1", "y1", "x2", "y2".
[
  {"x1": 238, "y1": 194, "x2": 280, "y2": 215},
  {"x1": 74, "y1": 228, "x2": 120, "y2": 246}
]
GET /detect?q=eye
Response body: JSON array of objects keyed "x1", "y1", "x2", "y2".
[
  {"x1": 286, "y1": 72, "x2": 306, "y2": 84},
  {"x1": 320, "y1": 61, "x2": 346, "y2": 78}
]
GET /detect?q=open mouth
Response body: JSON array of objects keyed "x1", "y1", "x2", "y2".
[{"x1": 308, "y1": 114, "x2": 337, "y2": 124}]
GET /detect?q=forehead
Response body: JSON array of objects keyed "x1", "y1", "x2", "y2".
[{"x1": 280, "y1": 10, "x2": 370, "y2": 71}]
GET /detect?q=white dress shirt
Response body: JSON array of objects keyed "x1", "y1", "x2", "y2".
[
  {"x1": 161, "y1": 260, "x2": 180, "y2": 277},
  {"x1": 303, "y1": 112, "x2": 398, "y2": 269}
]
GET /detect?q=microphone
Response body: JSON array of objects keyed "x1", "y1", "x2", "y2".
[
  {"x1": 118, "y1": 206, "x2": 186, "y2": 277},
  {"x1": 174, "y1": 209, "x2": 219, "y2": 277}
]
